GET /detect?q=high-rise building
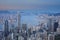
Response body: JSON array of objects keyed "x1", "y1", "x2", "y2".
[
  {"x1": 4, "y1": 20, "x2": 9, "y2": 40},
  {"x1": 57, "y1": 22, "x2": 60, "y2": 34},
  {"x1": 15, "y1": 11, "x2": 21, "y2": 40},
  {"x1": 54, "y1": 22, "x2": 59, "y2": 32},
  {"x1": 22, "y1": 24, "x2": 27, "y2": 31},
  {"x1": 17, "y1": 11, "x2": 21, "y2": 29},
  {"x1": 22, "y1": 24, "x2": 27, "y2": 40},
  {"x1": 48, "y1": 16, "x2": 57, "y2": 32},
  {"x1": 48, "y1": 18, "x2": 54, "y2": 32}
]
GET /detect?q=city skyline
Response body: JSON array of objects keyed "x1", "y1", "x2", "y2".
[{"x1": 0, "y1": 0, "x2": 60, "y2": 40}]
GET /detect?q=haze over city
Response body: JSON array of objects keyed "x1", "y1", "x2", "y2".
[{"x1": 0, "y1": 0, "x2": 60, "y2": 40}]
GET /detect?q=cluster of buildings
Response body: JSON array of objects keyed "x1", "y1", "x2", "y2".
[{"x1": 0, "y1": 12, "x2": 60, "y2": 40}]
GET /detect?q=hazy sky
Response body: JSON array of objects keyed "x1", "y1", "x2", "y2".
[{"x1": 0, "y1": 0, "x2": 60, "y2": 9}]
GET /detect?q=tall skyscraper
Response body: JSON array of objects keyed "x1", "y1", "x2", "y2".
[
  {"x1": 4, "y1": 20, "x2": 9, "y2": 40},
  {"x1": 48, "y1": 16, "x2": 57, "y2": 32},
  {"x1": 17, "y1": 11, "x2": 21, "y2": 29},
  {"x1": 16, "y1": 11, "x2": 21, "y2": 40},
  {"x1": 48, "y1": 18, "x2": 53, "y2": 32}
]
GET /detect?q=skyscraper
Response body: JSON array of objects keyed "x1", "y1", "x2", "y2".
[
  {"x1": 54, "y1": 22, "x2": 58, "y2": 32},
  {"x1": 16, "y1": 11, "x2": 21, "y2": 40},
  {"x1": 22, "y1": 24, "x2": 27, "y2": 40},
  {"x1": 4, "y1": 20, "x2": 9, "y2": 40},
  {"x1": 48, "y1": 18, "x2": 53, "y2": 32},
  {"x1": 17, "y1": 11, "x2": 21, "y2": 29}
]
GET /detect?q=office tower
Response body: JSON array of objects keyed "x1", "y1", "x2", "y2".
[
  {"x1": 56, "y1": 17, "x2": 60, "y2": 34},
  {"x1": 10, "y1": 24, "x2": 15, "y2": 40},
  {"x1": 54, "y1": 22, "x2": 58, "y2": 32},
  {"x1": 15, "y1": 11, "x2": 21, "y2": 40},
  {"x1": 4, "y1": 20, "x2": 9, "y2": 40},
  {"x1": 48, "y1": 17, "x2": 54, "y2": 32},
  {"x1": 17, "y1": 11, "x2": 21, "y2": 29},
  {"x1": 57, "y1": 23, "x2": 60, "y2": 34},
  {"x1": 48, "y1": 18, "x2": 53, "y2": 32},
  {"x1": 28, "y1": 28, "x2": 31, "y2": 37},
  {"x1": 22, "y1": 24, "x2": 27, "y2": 40}
]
